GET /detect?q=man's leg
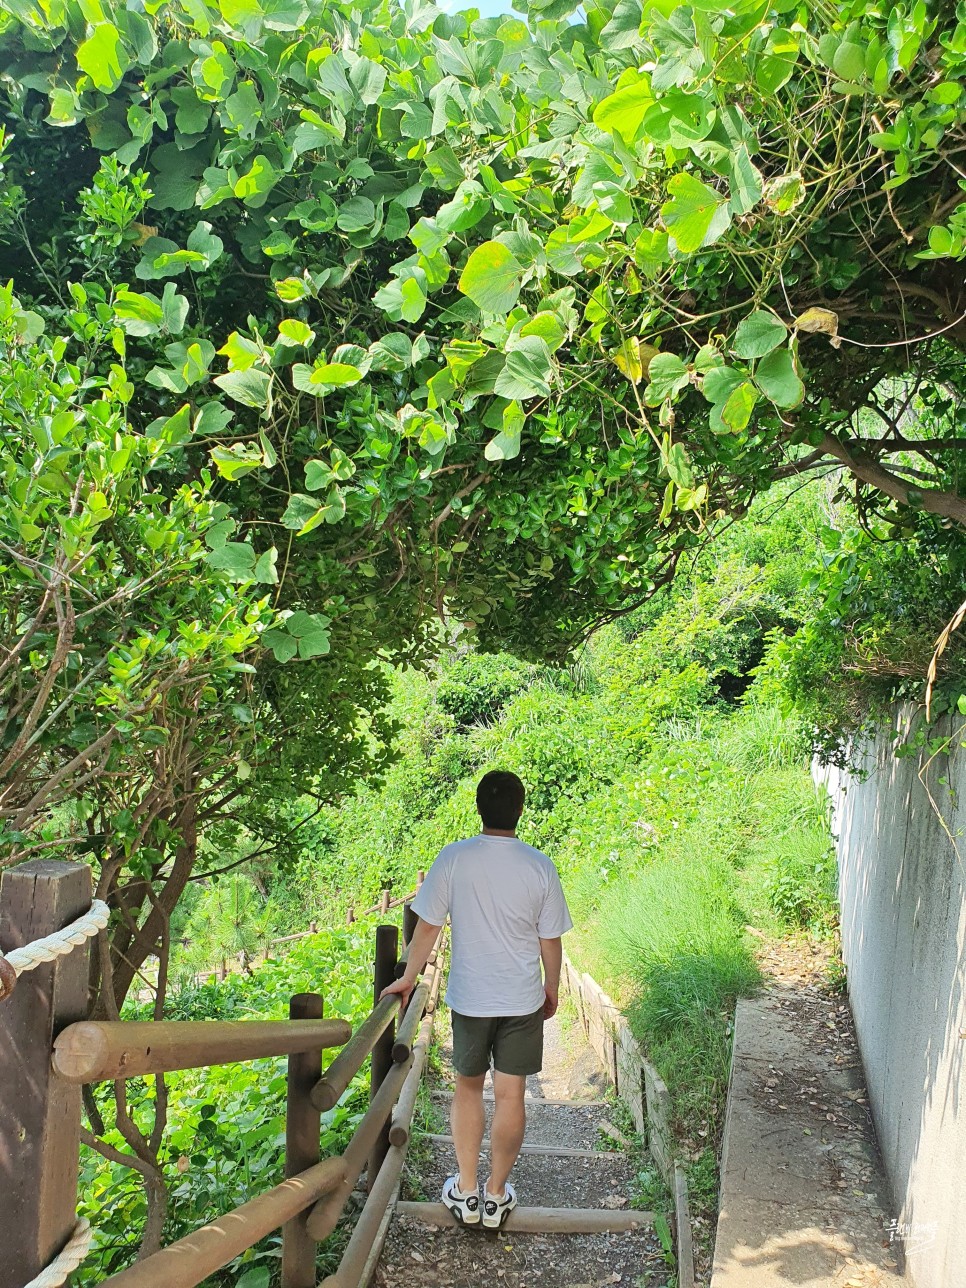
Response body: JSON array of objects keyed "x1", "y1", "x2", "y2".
[
  {"x1": 451, "y1": 1072, "x2": 486, "y2": 1192},
  {"x1": 487, "y1": 1070, "x2": 526, "y2": 1197}
]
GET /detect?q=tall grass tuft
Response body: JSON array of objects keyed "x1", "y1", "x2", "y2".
[{"x1": 584, "y1": 852, "x2": 761, "y2": 1140}]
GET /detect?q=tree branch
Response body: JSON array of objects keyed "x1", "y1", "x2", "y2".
[{"x1": 818, "y1": 431, "x2": 966, "y2": 524}]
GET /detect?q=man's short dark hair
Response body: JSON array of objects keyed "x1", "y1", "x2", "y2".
[{"x1": 476, "y1": 770, "x2": 525, "y2": 830}]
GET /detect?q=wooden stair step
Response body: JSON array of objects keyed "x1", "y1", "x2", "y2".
[{"x1": 395, "y1": 1201, "x2": 654, "y2": 1233}]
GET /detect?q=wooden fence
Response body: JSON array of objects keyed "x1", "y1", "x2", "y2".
[
  {"x1": 192, "y1": 875, "x2": 426, "y2": 986},
  {"x1": 0, "y1": 860, "x2": 441, "y2": 1288}
]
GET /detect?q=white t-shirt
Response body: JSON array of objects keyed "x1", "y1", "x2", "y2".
[{"x1": 411, "y1": 833, "x2": 573, "y2": 1017}]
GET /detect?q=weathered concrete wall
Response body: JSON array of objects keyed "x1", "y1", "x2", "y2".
[{"x1": 821, "y1": 710, "x2": 966, "y2": 1288}]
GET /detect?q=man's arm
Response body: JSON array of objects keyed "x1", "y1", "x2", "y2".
[
  {"x1": 380, "y1": 916, "x2": 443, "y2": 1008},
  {"x1": 539, "y1": 936, "x2": 563, "y2": 1019}
]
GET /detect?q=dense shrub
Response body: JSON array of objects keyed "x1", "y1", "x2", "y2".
[
  {"x1": 765, "y1": 830, "x2": 839, "y2": 934},
  {"x1": 434, "y1": 653, "x2": 540, "y2": 728}
]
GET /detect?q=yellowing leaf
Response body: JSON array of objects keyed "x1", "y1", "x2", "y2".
[
  {"x1": 794, "y1": 307, "x2": 839, "y2": 338},
  {"x1": 764, "y1": 171, "x2": 805, "y2": 214},
  {"x1": 611, "y1": 338, "x2": 659, "y2": 384}
]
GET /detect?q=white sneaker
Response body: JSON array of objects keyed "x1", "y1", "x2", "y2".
[
  {"x1": 482, "y1": 1180, "x2": 517, "y2": 1229},
  {"x1": 442, "y1": 1175, "x2": 481, "y2": 1225}
]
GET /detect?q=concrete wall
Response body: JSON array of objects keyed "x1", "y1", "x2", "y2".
[{"x1": 821, "y1": 710, "x2": 966, "y2": 1288}]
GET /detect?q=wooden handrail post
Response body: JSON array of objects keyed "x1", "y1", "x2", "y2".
[
  {"x1": 402, "y1": 901, "x2": 418, "y2": 948},
  {"x1": 282, "y1": 993, "x2": 323, "y2": 1288},
  {"x1": 368, "y1": 924, "x2": 398, "y2": 1192},
  {"x1": 416, "y1": 869, "x2": 425, "y2": 890},
  {"x1": 0, "y1": 860, "x2": 93, "y2": 1288},
  {"x1": 379, "y1": 888, "x2": 390, "y2": 915},
  {"x1": 345, "y1": 907, "x2": 355, "y2": 926}
]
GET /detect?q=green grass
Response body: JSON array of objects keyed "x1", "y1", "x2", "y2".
[{"x1": 567, "y1": 705, "x2": 837, "y2": 1157}]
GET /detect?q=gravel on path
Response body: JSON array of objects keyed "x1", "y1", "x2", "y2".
[
  {"x1": 378, "y1": 1007, "x2": 668, "y2": 1287},
  {"x1": 376, "y1": 1220, "x2": 668, "y2": 1288},
  {"x1": 431, "y1": 1096, "x2": 618, "y2": 1151}
]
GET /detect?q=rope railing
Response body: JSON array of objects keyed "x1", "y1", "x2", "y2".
[
  {"x1": 22, "y1": 1221, "x2": 92, "y2": 1288},
  {"x1": 0, "y1": 878, "x2": 110, "y2": 1288},
  {"x1": 0, "y1": 898, "x2": 109, "y2": 1003}
]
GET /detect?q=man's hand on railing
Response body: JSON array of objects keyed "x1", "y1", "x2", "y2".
[
  {"x1": 381, "y1": 916, "x2": 443, "y2": 1014},
  {"x1": 380, "y1": 976, "x2": 415, "y2": 1009}
]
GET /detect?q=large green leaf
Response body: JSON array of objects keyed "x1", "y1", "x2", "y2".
[
  {"x1": 260, "y1": 628, "x2": 298, "y2": 664},
  {"x1": 280, "y1": 493, "x2": 318, "y2": 530},
  {"x1": 210, "y1": 443, "x2": 264, "y2": 480},
  {"x1": 756, "y1": 27, "x2": 799, "y2": 94},
  {"x1": 291, "y1": 362, "x2": 363, "y2": 393},
  {"x1": 253, "y1": 547, "x2": 278, "y2": 583},
  {"x1": 600, "y1": 0, "x2": 644, "y2": 49},
  {"x1": 493, "y1": 336, "x2": 553, "y2": 400},
  {"x1": 149, "y1": 142, "x2": 207, "y2": 211},
  {"x1": 702, "y1": 364, "x2": 744, "y2": 405},
  {"x1": 233, "y1": 154, "x2": 278, "y2": 206},
  {"x1": 458, "y1": 242, "x2": 524, "y2": 314},
  {"x1": 206, "y1": 541, "x2": 256, "y2": 581},
  {"x1": 213, "y1": 368, "x2": 272, "y2": 407},
  {"x1": 115, "y1": 290, "x2": 165, "y2": 337},
  {"x1": 642, "y1": 92, "x2": 716, "y2": 148},
  {"x1": 348, "y1": 54, "x2": 387, "y2": 105},
  {"x1": 76, "y1": 23, "x2": 129, "y2": 92},
  {"x1": 224, "y1": 80, "x2": 262, "y2": 137},
  {"x1": 664, "y1": 441, "x2": 694, "y2": 488},
  {"x1": 368, "y1": 333, "x2": 418, "y2": 372},
  {"x1": 337, "y1": 197, "x2": 376, "y2": 233},
  {"x1": 732, "y1": 311, "x2": 787, "y2": 359},
  {"x1": 286, "y1": 610, "x2": 331, "y2": 657},
  {"x1": 592, "y1": 72, "x2": 653, "y2": 143},
  {"x1": 644, "y1": 352, "x2": 689, "y2": 404},
  {"x1": 485, "y1": 401, "x2": 526, "y2": 461},
  {"x1": 277, "y1": 319, "x2": 315, "y2": 347},
  {"x1": 220, "y1": 0, "x2": 265, "y2": 38},
  {"x1": 436, "y1": 181, "x2": 489, "y2": 233},
  {"x1": 661, "y1": 173, "x2": 732, "y2": 253},
  {"x1": 755, "y1": 348, "x2": 805, "y2": 408},
  {"x1": 716, "y1": 381, "x2": 758, "y2": 433},
  {"x1": 373, "y1": 274, "x2": 428, "y2": 324},
  {"x1": 727, "y1": 145, "x2": 763, "y2": 216}
]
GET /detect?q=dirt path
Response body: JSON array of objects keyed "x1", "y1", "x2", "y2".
[{"x1": 375, "y1": 1010, "x2": 669, "y2": 1288}]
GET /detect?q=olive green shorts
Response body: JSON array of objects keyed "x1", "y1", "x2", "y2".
[{"x1": 451, "y1": 1006, "x2": 545, "y2": 1077}]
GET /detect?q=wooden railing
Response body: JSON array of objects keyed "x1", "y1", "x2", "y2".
[{"x1": 0, "y1": 860, "x2": 442, "y2": 1288}]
